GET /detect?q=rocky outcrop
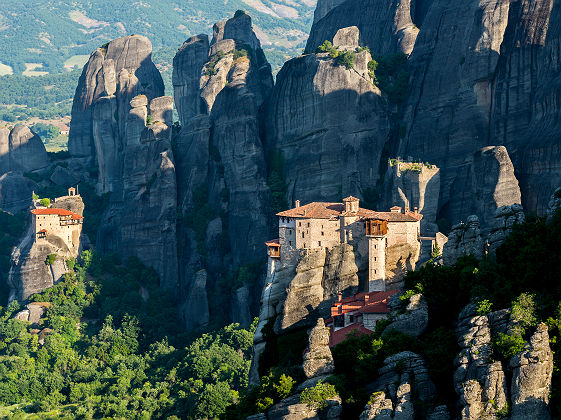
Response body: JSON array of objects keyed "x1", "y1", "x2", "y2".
[
  {"x1": 266, "y1": 393, "x2": 342, "y2": 420},
  {"x1": 306, "y1": 0, "x2": 419, "y2": 56},
  {"x1": 447, "y1": 146, "x2": 522, "y2": 232},
  {"x1": 268, "y1": 27, "x2": 390, "y2": 204},
  {"x1": 9, "y1": 195, "x2": 84, "y2": 302},
  {"x1": 277, "y1": 244, "x2": 359, "y2": 332},
  {"x1": 443, "y1": 202, "x2": 524, "y2": 264},
  {"x1": 383, "y1": 161, "x2": 441, "y2": 235},
  {"x1": 487, "y1": 204, "x2": 525, "y2": 253},
  {"x1": 384, "y1": 293, "x2": 428, "y2": 338},
  {"x1": 509, "y1": 323, "x2": 553, "y2": 420},
  {"x1": 68, "y1": 35, "x2": 164, "y2": 162},
  {"x1": 303, "y1": 318, "x2": 335, "y2": 379},
  {"x1": 442, "y1": 216, "x2": 485, "y2": 265},
  {"x1": 0, "y1": 126, "x2": 49, "y2": 174},
  {"x1": 361, "y1": 351, "x2": 440, "y2": 419},
  {"x1": 180, "y1": 269, "x2": 210, "y2": 332},
  {"x1": 385, "y1": 242, "x2": 421, "y2": 290},
  {"x1": 547, "y1": 187, "x2": 561, "y2": 218},
  {"x1": 96, "y1": 94, "x2": 178, "y2": 291},
  {"x1": 454, "y1": 305, "x2": 509, "y2": 419}
]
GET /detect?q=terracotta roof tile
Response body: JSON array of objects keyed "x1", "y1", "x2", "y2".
[
  {"x1": 329, "y1": 323, "x2": 373, "y2": 347},
  {"x1": 277, "y1": 202, "x2": 422, "y2": 222},
  {"x1": 31, "y1": 208, "x2": 84, "y2": 220},
  {"x1": 265, "y1": 239, "x2": 280, "y2": 246}
]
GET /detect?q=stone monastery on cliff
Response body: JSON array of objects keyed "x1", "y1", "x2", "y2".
[
  {"x1": 31, "y1": 187, "x2": 84, "y2": 252},
  {"x1": 266, "y1": 196, "x2": 423, "y2": 293}
]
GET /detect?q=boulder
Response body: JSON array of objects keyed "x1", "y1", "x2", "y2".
[
  {"x1": 302, "y1": 318, "x2": 335, "y2": 379},
  {"x1": 7, "y1": 126, "x2": 50, "y2": 173}
]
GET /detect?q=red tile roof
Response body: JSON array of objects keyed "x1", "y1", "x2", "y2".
[
  {"x1": 38, "y1": 229, "x2": 47, "y2": 233},
  {"x1": 277, "y1": 202, "x2": 422, "y2": 222},
  {"x1": 331, "y1": 290, "x2": 397, "y2": 317},
  {"x1": 329, "y1": 323, "x2": 374, "y2": 347},
  {"x1": 265, "y1": 239, "x2": 280, "y2": 247},
  {"x1": 343, "y1": 196, "x2": 360, "y2": 202},
  {"x1": 31, "y1": 208, "x2": 83, "y2": 220}
]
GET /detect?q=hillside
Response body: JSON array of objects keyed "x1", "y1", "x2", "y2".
[
  {"x1": 0, "y1": 0, "x2": 315, "y2": 123},
  {"x1": 0, "y1": 0, "x2": 315, "y2": 74}
]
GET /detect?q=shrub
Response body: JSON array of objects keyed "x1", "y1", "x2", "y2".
[
  {"x1": 511, "y1": 292, "x2": 538, "y2": 333},
  {"x1": 336, "y1": 51, "x2": 356, "y2": 69},
  {"x1": 476, "y1": 299, "x2": 493, "y2": 316},
  {"x1": 45, "y1": 254, "x2": 57, "y2": 265},
  {"x1": 39, "y1": 198, "x2": 51, "y2": 207},
  {"x1": 494, "y1": 332, "x2": 525, "y2": 359},
  {"x1": 233, "y1": 49, "x2": 248, "y2": 60},
  {"x1": 146, "y1": 115, "x2": 153, "y2": 126},
  {"x1": 316, "y1": 40, "x2": 339, "y2": 59},
  {"x1": 431, "y1": 243, "x2": 441, "y2": 259},
  {"x1": 32, "y1": 192, "x2": 39, "y2": 201},
  {"x1": 300, "y1": 381, "x2": 337, "y2": 410}
]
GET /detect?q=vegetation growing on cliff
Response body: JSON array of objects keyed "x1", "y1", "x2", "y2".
[{"x1": 0, "y1": 251, "x2": 256, "y2": 418}]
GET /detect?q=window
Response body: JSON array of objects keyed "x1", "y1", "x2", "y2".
[
  {"x1": 374, "y1": 269, "x2": 377, "y2": 274},
  {"x1": 299, "y1": 222, "x2": 301, "y2": 227},
  {"x1": 289, "y1": 241, "x2": 292, "y2": 246},
  {"x1": 289, "y1": 229, "x2": 292, "y2": 234},
  {"x1": 321, "y1": 231, "x2": 324, "y2": 236},
  {"x1": 374, "y1": 257, "x2": 377, "y2": 261},
  {"x1": 307, "y1": 222, "x2": 310, "y2": 227},
  {"x1": 318, "y1": 241, "x2": 322, "y2": 247},
  {"x1": 374, "y1": 244, "x2": 377, "y2": 249},
  {"x1": 302, "y1": 232, "x2": 305, "y2": 238}
]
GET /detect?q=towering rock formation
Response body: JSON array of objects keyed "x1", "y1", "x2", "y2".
[
  {"x1": 68, "y1": 35, "x2": 164, "y2": 167},
  {"x1": 67, "y1": 35, "x2": 178, "y2": 292},
  {"x1": 172, "y1": 12, "x2": 273, "y2": 329},
  {"x1": 269, "y1": 26, "x2": 391, "y2": 204}
]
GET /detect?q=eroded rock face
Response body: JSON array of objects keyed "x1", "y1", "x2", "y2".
[
  {"x1": 454, "y1": 304, "x2": 509, "y2": 419},
  {"x1": 509, "y1": 323, "x2": 553, "y2": 420},
  {"x1": 69, "y1": 35, "x2": 164, "y2": 161},
  {"x1": 383, "y1": 162, "x2": 441, "y2": 235},
  {"x1": 447, "y1": 146, "x2": 522, "y2": 232},
  {"x1": 303, "y1": 318, "x2": 335, "y2": 379},
  {"x1": 96, "y1": 95, "x2": 178, "y2": 291},
  {"x1": 442, "y1": 216, "x2": 485, "y2": 265},
  {"x1": 266, "y1": 393, "x2": 342, "y2": 420},
  {"x1": 268, "y1": 32, "x2": 390, "y2": 204},
  {"x1": 180, "y1": 269, "x2": 210, "y2": 333},
  {"x1": 277, "y1": 244, "x2": 359, "y2": 332},
  {"x1": 384, "y1": 293, "x2": 428, "y2": 338},
  {"x1": 361, "y1": 351, "x2": 440, "y2": 419},
  {"x1": 306, "y1": 0, "x2": 419, "y2": 56}
]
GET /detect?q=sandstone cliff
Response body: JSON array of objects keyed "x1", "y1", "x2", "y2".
[
  {"x1": 68, "y1": 35, "x2": 164, "y2": 165},
  {"x1": 172, "y1": 12, "x2": 273, "y2": 330},
  {"x1": 0, "y1": 126, "x2": 49, "y2": 174},
  {"x1": 96, "y1": 94, "x2": 178, "y2": 291},
  {"x1": 268, "y1": 26, "x2": 390, "y2": 204}
]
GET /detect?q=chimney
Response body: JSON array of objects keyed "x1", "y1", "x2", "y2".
[
  {"x1": 337, "y1": 292, "x2": 342, "y2": 302},
  {"x1": 295, "y1": 200, "x2": 301, "y2": 208},
  {"x1": 364, "y1": 294, "x2": 369, "y2": 303},
  {"x1": 390, "y1": 206, "x2": 402, "y2": 213},
  {"x1": 414, "y1": 207, "x2": 418, "y2": 214}
]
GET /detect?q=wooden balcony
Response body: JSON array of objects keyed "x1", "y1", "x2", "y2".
[{"x1": 365, "y1": 219, "x2": 388, "y2": 236}]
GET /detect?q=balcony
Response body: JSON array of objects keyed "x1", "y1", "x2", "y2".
[{"x1": 365, "y1": 219, "x2": 388, "y2": 236}]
